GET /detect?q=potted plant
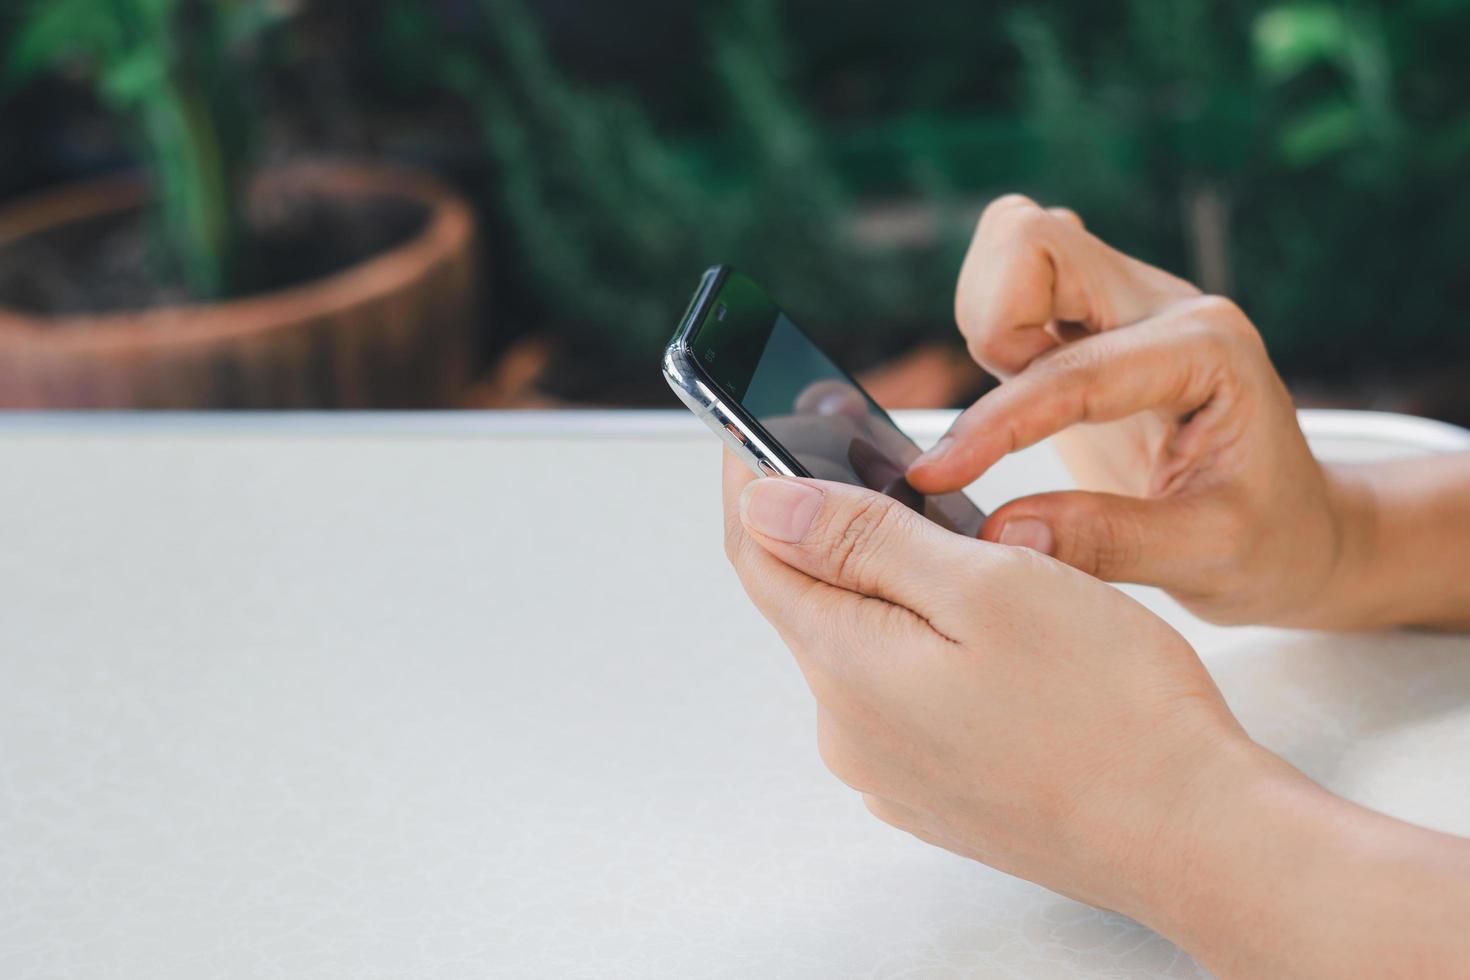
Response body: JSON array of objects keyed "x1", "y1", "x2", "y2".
[{"x1": 0, "y1": 0, "x2": 478, "y2": 408}]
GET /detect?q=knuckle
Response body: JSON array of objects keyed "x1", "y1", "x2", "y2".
[
  {"x1": 998, "y1": 201, "x2": 1056, "y2": 244},
  {"x1": 964, "y1": 544, "x2": 1011, "y2": 590},
  {"x1": 987, "y1": 538, "x2": 1050, "y2": 586},
  {"x1": 954, "y1": 290, "x2": 972, "y2": 339},
  {"x1": 1047, "y1": 205, "x2": 1085, "y2": 229},
  {"x1": 951, "y1": 539, "x2": 1024, "y2": 605},
  {"x1": 978, "y1": 193, "x2": 1039, "y2": 232},
  {"x1": 1080, "y1": 504, "x2": 1145, "y2": 580},
  {"x1": 1193, "y1": 295, "x2": 1261, "y2": 349},
  {"x1": 964, "y1": 329, "x2": 1011, "y2": 371},
  {"x1": 975, "y1": 195, "x2": 1086, "y2": 256},
  {"x1": 819, "y1": 494, "x2": 907, "y2": 590},
  {"x1": 953, "y1": 272, "x2": 987, "y2": 341},
  {"x1": 1192, "y1": 293, "x2": 1244, "y2": 326},
  {"x1": 1089, "y1": 533, "x2": 1142, "y2": 582},
  {"x1": 974, "y1": 194, "x2": 1061, "y2": 255}
]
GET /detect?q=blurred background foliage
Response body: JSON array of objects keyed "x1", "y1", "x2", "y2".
[
  {"x1": 2, "y1": 0, "x2": 1468, "y2": 409},
  {"x1": 5, "y1": 0, "x2": 285, "y2": 298}
]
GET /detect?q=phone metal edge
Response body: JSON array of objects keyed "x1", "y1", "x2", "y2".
[
  {"x1": 661, "y1": 343, "x2": 799, "y2": 479},
  {"x1": 662, "y1": 268, "x2": 987, "y2": 535},
  {"x1": 662, "y1": 267, "x2": 798, "y2": 478}
]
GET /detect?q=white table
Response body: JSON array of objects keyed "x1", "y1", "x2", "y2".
[{"x1": 2, "y1": 409, "x2": 1468, "y2": 980}]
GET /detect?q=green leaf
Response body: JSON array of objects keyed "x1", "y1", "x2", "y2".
[
  {"x1": 4, "y1": 0, "x2": 99, "y2": 92},
  {"x1": 1278, "y1": 97, "x2": 1363, "y2": 166},
  {"x1": 97, "y1": 48, "x2": 168, "y2": 107},
  {"x1": 1253, "y1": 4, "x2": 1348, "y2": 83}
]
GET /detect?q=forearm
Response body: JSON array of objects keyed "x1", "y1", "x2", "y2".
[
  {"x1": 1137, "y1": 743, "x2": 1470, "y2": 978},
  {"x1": 1321, "y1": 454, "x2": 1470, "y2": 630}
]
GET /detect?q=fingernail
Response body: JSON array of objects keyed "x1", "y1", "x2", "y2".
[
  {"x1": 998, "y1": 518, "x2": 1054, "y2": 555},
  {"x1": 913, "y1": 435, "x2": 954, "y2": 467},
  {"x1": 740, "y1": 479, "x2": 825, "y2": 542}
]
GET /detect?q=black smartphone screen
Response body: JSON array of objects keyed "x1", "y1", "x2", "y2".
[{"x1": 686, "y1": 270, "x2": 984, "y2": 537}]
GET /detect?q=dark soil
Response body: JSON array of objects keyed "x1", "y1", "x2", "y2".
[{"x1": 0, "y1": 187, "x2": 428, "y2": 317}]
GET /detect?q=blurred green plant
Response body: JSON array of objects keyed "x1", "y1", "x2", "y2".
[
  {"x1": 381, "y1": 0, "x2": 965, "y2": 376},
  {"x1": 1007, "y1": 1, "x2": 1260, "y2": 291},
  {"x1": 1254, "y1": 2, "x2": 1401, "y2": 166},
  {"x1": 1007, "y1": 0, "x2": 1470, "y2": 371},
  {"x1": 1244, "y1": 0, "x2": 1470, "y2": 366},
  {"x1": 3, "y1": 0, "x2": 286, "y2": 298},
  {"x1": 383, "y1": 0, "x2": 1470, "y2": 386},
  {"x1": 10, "y1": 0, "x2": 1464, "y2": 391}
]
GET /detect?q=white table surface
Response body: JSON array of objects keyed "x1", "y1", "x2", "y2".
[{"x1": 2, "y1": 408, "x2": 1468, "y2": 980}]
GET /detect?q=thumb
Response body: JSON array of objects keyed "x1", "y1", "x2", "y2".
[
  {"x1": 738, "y1": 477, "x2": 983, "y2": 630},
  {"x1": 981, "y1": 490, "x2": 1215, "y2": 587}
]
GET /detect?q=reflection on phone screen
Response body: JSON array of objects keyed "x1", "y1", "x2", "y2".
[{"x1": 742, "y1": 315, "x2": 984, "y2": 537}]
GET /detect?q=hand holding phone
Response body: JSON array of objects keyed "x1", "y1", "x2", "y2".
[{"x1": 663, "y1": 267, "x2": 983, "y2": 536}]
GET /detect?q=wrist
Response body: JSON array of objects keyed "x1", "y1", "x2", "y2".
[
  {"x1": 1129, "y1": 741, "x2": 1324, "y2": 973},
  {"x1": 1310, "y1": 461, "x2": 1470, "y2": 630},
  {"x1": 1288, "y1": 464, "x2": 1384, "y2": 629},
  {"x1": 1321, "y1": 458, "x2": 1470, "y2": 630},
  {"x1": 1112, "y1": 735, "x2": 1296, "y2": 925},
  {"x1": 1063, "y1": 726, "x2": 1289, "y2": 936},
  {"x1": 1129, "y1": 735, "x2": 1470, "y2": 977}
]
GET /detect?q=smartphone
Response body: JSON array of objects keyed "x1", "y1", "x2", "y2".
[{"x1": 662, "y1": 266, "x2": 984, "y2": 537}]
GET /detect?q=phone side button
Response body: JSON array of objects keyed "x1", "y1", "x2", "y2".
[
  {"x1": 723, "y1": 422, "x2": 748, "y2": 446},
  {"x1": 757, "y1": 458, "x2": 780, "y2": 478}
]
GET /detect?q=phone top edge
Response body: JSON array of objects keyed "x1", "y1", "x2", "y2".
[
  {"x1": 669, "y1": 265, "x2": 731, "y2": 351},
  {"x1": 661, "y1": 265, "x2": 809, "y2": 480},
  {"x1": 661, "y1": 265, "x2": 730, "y2": 415}
]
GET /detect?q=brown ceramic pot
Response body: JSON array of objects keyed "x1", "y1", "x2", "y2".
[{"x1": 0, "y1": 162, "x2": 476, "y2": 408}]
